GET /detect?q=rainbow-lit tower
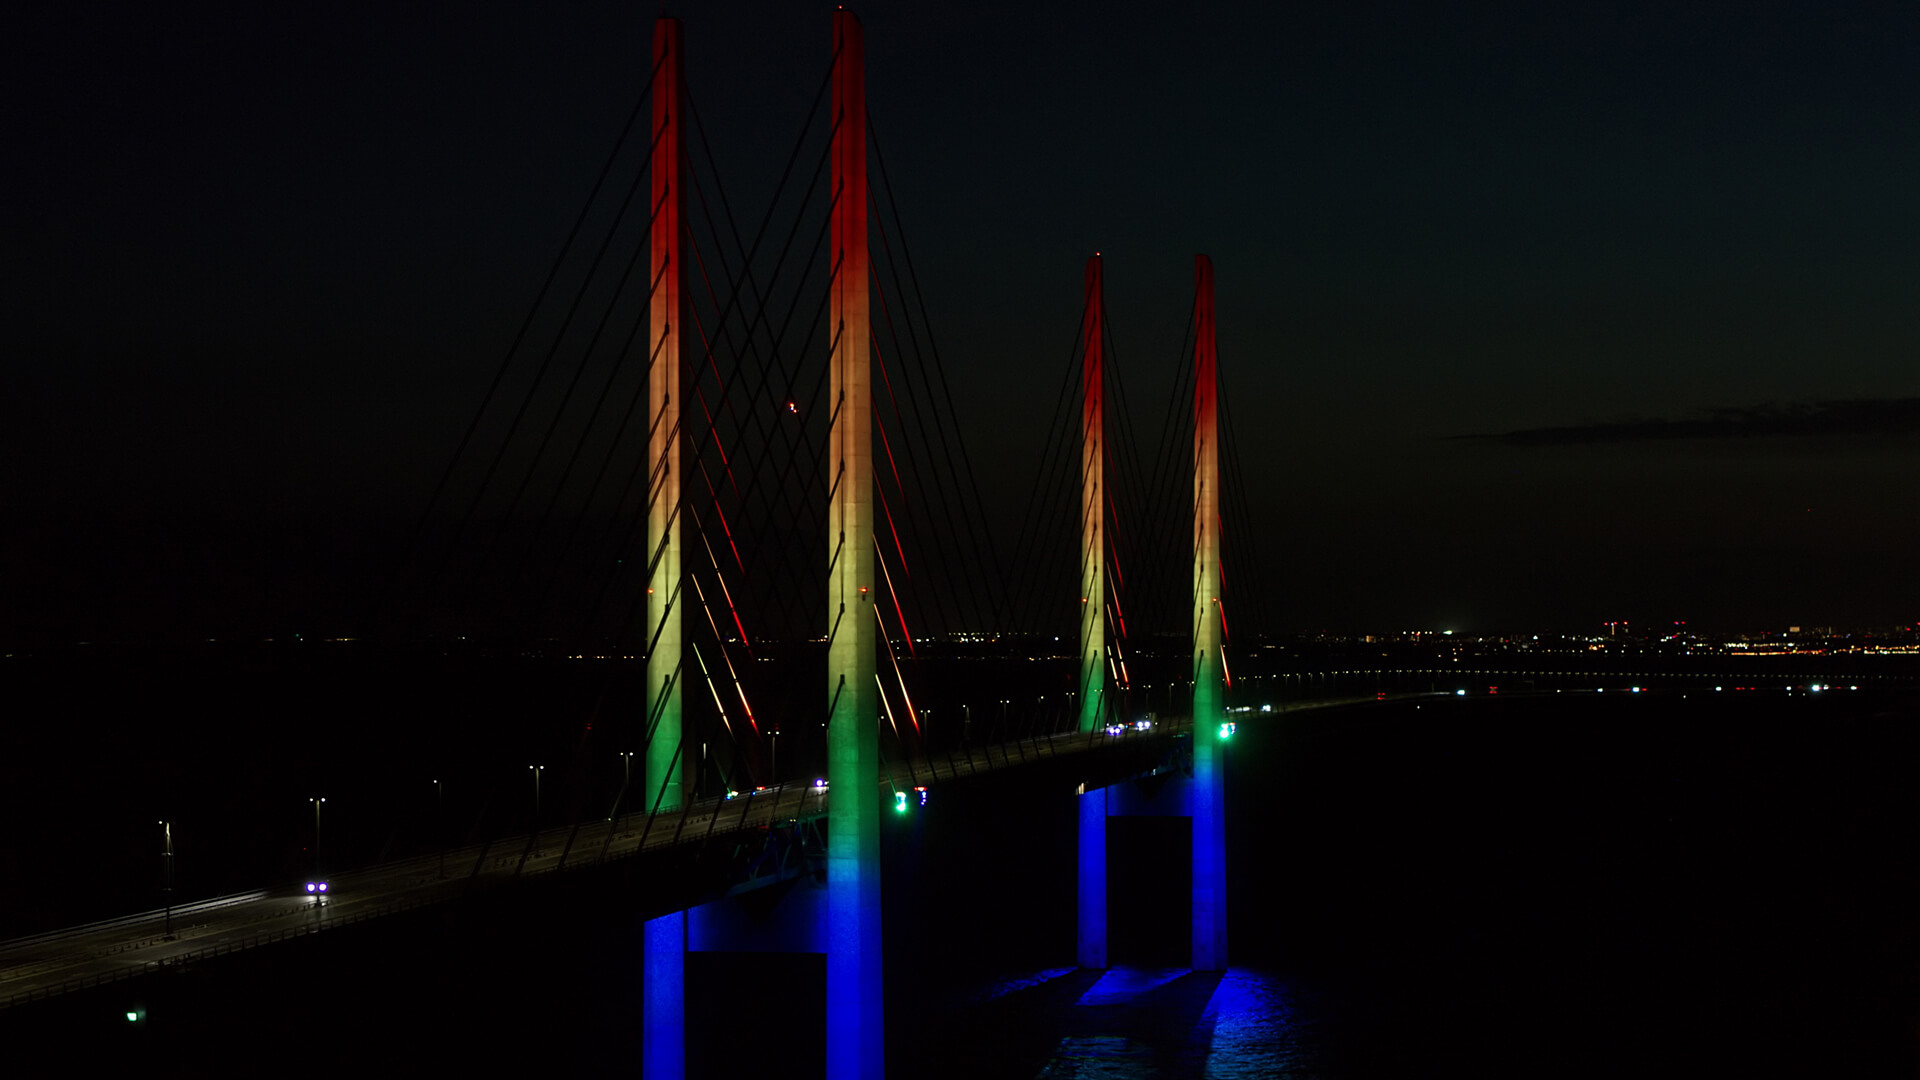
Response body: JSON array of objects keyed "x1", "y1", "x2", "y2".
[
  {"x1": 642, "y1": 14, "x2": 689, "y2": 1080},
  {"x1": 1077, "y1": 255, "x2": 1110, "y2": 969},
  {"x1": 1189, "y1": 254, "x2": 1227, "y2": 971},
  {"x1": 823, "y1": 10, "x2": 884, "y2": 1077}
]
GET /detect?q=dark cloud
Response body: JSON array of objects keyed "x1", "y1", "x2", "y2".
[{"x1": 1459, "y1": 398, "x2": 1920, "y2": 447}]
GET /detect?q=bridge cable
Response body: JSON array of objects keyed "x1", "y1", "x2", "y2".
[{"x1": 365, "y1": 56, "x2": 662, "y2": 640}]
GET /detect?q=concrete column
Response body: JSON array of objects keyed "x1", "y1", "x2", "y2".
[
  {"x1": 645, "y1": 14, "x2": 686, "y2": 818},
  {"x1": 1190, "y1": 254, "x2": 1228, "y2": 972},
  {"x1": 1078, "y1": 255, "x2": 1105, "y2": 735},
  {"x1": 1076, "y1": 257, "x2": 1110, "y2": 972},
  {"x1": 825, "y1": 11, "x2": 883, "y2": 1079},
  {"x1": 643, "y1": 18, "x2": 689, "y2": 1080},
  {"x1": 1077, "y1": 785, "x2": 1109, "y2": 968},
  {"x1": 644, "y1": 911, "x2": 686, "y2": 1078}
]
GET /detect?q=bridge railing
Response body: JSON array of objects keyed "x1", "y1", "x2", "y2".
[{"x1": 0, "y1": 722, "x2": 1185, "y2": 1011}]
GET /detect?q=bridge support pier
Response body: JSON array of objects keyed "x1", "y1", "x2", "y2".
[
  {"x1": 644, "y1": 912, "x2": 686, "y2": 1078},
  {"x1": 1077, "y1": 764, "x2": 1228, "y2": 972},
  {"x1": 1077, "y1": 254, "x2": 1230, "y2": 974},
  {"x1": 1077, "y1": 785, "x2": 1108, "y2": 969}
]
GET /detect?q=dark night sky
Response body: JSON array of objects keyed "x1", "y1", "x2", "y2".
[{"x1": 5, "y1": 1, "x2": 1920, "y2": 640}]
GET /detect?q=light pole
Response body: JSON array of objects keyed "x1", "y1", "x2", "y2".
[
  {"x1": 159, "y1": 820, "x2": 174, "y2": 939},
  {"x1": 309, "y1": 797, "x2": 325, "y2": 875},
  {"x1": 529, "y1": 765, "x2": 543, "y2": 855},
  {"x1": 618, "y1": 752, "x2": 635, "y2": 833},
  {"x1": 768, "y1": 730, "x2": 778, "y2": 786}
]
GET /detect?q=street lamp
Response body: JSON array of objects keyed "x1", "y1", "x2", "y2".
[
  {"x1": 617, "y1": 752, "x2": 635, "y2": 832},
  {"x1": 309, "y1": 797, "x2": 325, "y2": 871},
  {"x1": 159, "y1": 820, "x2": 174, "y2": 939},
  {"x1": 529, "y1": 765, "x2": 543, "y2": 855}
]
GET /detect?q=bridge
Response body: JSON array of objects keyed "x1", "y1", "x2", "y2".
[
  {"x1": 1, "y1": 15, "x2": 1248, "y2": 1075},
  {"x1": 16, "y1": 11, "x2": 1920, "y2": 1078}
]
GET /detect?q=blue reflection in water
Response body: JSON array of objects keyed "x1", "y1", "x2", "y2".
[
  {"x1": 1076, "y1": 967, "x2": 1190, "y2": 1006},
  {"x1": 1197, "y1": 969, "x2": 1318, "y2": 1078},
  {"x1": 1009, "y1": 966, "x2": 1325, "y2": 1079},
  {"x1": 968, "y1": 965, "x2": 1079, "y2": 1005}
]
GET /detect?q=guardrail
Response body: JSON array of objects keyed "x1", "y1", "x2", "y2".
[
  {"x1": 0, "y1": 721, "x2": 1183, "y2": 1012},
  {"x1": 1, "y1": 887, "x2": 453, "y2": 1010}
]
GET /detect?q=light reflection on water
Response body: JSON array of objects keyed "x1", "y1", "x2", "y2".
[{"x1": 963, "y1": 965, "x2": 1327, "y2": 1079}]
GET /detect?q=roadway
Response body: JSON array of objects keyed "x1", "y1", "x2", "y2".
[{"x1": 0, "y1": 719, "x2": 1182, "y2": 1009}]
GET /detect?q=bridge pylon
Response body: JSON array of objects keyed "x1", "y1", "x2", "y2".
[
  {"x1": 1077, "y1": 255, "x2": 1229, "y2": 974},
  {"x1": 822, "y1": 10, "x2": 885, "y2": 1077},
  {"x1": 1189, "y1": 254, "x2": 1228, "y2": 971},
  {"x1": 1077, "y1": 254, "x2": 1110, "y2": 970},
  {"x1": 642, "y1": 14, "x2": 689, "y2": 1080},
  {"x1": 642, "y1": 11, "x2": 884, "y2": 1079}
]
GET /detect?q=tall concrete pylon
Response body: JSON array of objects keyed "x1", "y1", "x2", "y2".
[
  {"x1": 1077, "y1": 256, "x2": 1230, "y2": 975},
  {"x1": 1077, "y1": 255, "x2": 1110, "y2": 970},
  {"x1": 824, "y1": 9, "x2": 884, "y2": 1078},
  {"x1": 1078, "y1": 254, "x2": 1107, "y2": 736},
  {"x1": 1190, "y1": 254, "x2": 1227, "y2": 972},
  {"x1": 643, "y1": 15, "x2": 688, "y2": 1080}
]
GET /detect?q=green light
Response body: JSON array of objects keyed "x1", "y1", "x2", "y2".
[
  {"x1": 893, "y1": 791, "x2": 907, "y2": 813},
  {"x1": 1218, "y1": 722, "x2": 1236, "y2": 739},
  {"x1": 125, "y1": 1010, "x2": 140, "y2": 1022}
]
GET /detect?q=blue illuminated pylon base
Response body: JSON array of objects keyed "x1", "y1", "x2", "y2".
[
  {"x1": 1077, "y1": 765, "x2": 1227, "y2": 973},
  {"x1": 642, "y1": 880, "x2": 836, "y2": 1079}
]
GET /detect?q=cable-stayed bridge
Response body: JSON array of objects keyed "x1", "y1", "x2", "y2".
[
  {"x1": 5, "y1": 12, "x2": 1259, "y2": 1078},
  {"x1": 355, "y1": 16, "x2": 1255, "y2": 1077}
]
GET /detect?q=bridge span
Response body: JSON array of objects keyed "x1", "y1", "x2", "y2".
[{"x1": 0, "y1": 718, "x2": 1186, "y2": 1011}]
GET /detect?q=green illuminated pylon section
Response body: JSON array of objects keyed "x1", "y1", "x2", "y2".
[
  {"x1": 1190, "y1": 253, "x2": 1228, "y2": 971},
  {"x1": 1078, "y1": 254, "x2": 1105, "y2": 735},
  {"x1": 825, "y1": 11, "x2": 883, "y2": 1079},
  {"x1": 645, "y1": 15, "x2": 686, "y2": 817}
]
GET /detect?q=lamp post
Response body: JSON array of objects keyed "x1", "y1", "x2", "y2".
[
  {"x1": 309, "y1": 797, "x2": 325, "y2": 874},
  {"x1": 159, "y1": 820, "x2": 174, "y2": 939},
  {"x1": 529, "y1": 765, "x2": 543, "y2": 855},
  {"x1": 618, "y1": 752, "x2": 635, "y2": 833}
]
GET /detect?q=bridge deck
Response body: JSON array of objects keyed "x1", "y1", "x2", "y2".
[{"x1": 0, "y1": 720, "x2": 1186, "y2": 1010}]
